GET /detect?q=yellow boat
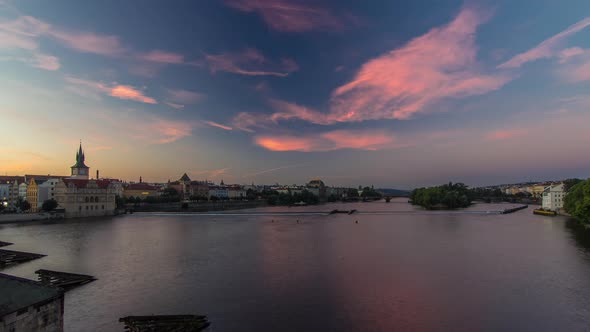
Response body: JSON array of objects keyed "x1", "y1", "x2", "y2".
[{"x1": 533, "y1": 209, "x2": 557, "y2": 216}]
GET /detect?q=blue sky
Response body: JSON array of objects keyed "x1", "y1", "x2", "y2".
[{"x1": 1, "y1": 0, "x2": 589, "y2": 188}]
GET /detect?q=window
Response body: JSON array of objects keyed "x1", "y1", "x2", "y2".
[
  {"x1": 85, "y1": 197, "x2": 89, "y2": 203},
  {"x1": 102, "y1": 205, "x2": 104, "y2": 210},
  {"x1": 79, "y1": 206, "x2": 82, "y2": 211},
  {"x1": 86, "y1": 206, "x2": 88, "y2": 210},
  {"x1": 91, "y1": 206, "x2": 93, "y2": 210}
]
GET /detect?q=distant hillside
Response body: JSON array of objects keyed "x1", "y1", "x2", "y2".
[{"x1": 377, "y1": 188, "x2": 411, "y2": 197}]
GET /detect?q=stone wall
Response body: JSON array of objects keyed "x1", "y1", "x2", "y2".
[{"x1": 0, "y1": 296, "x2": 64, "y2": 332}]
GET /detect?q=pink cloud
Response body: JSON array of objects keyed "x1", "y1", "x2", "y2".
[
  {"x1": 485, "y1": 129, "x2": 528, "y2": 141},
  {"x1": 231, "y1": 112, "x2": 266, "y2": 132},
  {"x1": 1, "y1": 14, "x2": 187, "y2": 73},
  {"x1": 109, "y1": 85, "x2": 157, "y2": 104},
  {"x1": 499, "y1": 16, "x2": 590, "y2": 69},
  {"x1": 143, "y1": 119, "x2": 193, "y2": 144},
  {"x1": 204, "y1": 120, "x2": 233, "y2": 131},
  {"x1": 224, "y1": 0, "x2": 344, "y2": 32},
  {"x1": 329, "y1": 8, "x2": 510, "y2": 122},
  {"x1": 64, "y1": 76, "x2": 157, "y2": 104},
  {"x1": 0, "y1": 16, "x2": 59, "y2": 71},
  {"x1": 255, "y1": 130, "x2": 397, "y2": 152},
  {"x1": 139, "y1": 50, "x2": 184, "y2": 64},
  {"x1": 233, "y1": 8, "x2": 510, "y2": 132},
  {"x1": 47, "y1": 28, "x2": 126, "y2": 56},
  {"x1": 206, "y1": 48, "x2": 298, "y2": 77}
]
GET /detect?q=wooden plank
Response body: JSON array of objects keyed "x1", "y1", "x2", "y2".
[
  {"x1": 0, "y1": 249, "x2": 45, "y2": 268},
  {"x1": 119, "y1": 315, "x2": 210, "y2": 332},
  {"x1": 35, "y1": 269, "x2": 96, "y2": 290}
]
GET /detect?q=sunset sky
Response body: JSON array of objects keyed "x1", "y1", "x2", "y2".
[{"x1": 1, "y1": 0, "x2": 589, "y2": 188}]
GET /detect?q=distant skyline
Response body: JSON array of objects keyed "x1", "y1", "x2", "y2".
[{"x1": 1, "y1": 0, "x2": 589, "y2": 188}]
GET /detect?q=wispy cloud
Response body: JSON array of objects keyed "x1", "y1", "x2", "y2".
[
  {"x1": 255, "y1": 130, "x2": 397, "y2": 152},
  {"x1": 232, "y1": 7, "x2": 510, "y2": 132},
  {"x1": 205, "y1": 48, "x2": 298, "y2": 77},
  {"x1": 0, "y1": 14, "x2": 186, "y2": 75},
  {"x1": 0, "y1": 16, "x2": 59, "y2": 70},
  {"x1": 189, "y1": 167, "x2": 230, "y2": 179},
  {"x1": 244, "y1": 164, "x2": 304, "y2": 177},
  {"x1": 164, "y1": 89, "x2": 204, "y2": 109},
  {"x1": 329, "y1": 7, "x2": 510, "y2": 122},
  {"x1": 64, "y1": 76, "x2": 157, "y2": 104},
  {"x1": 110, "y1": 85, "x2": 157, "y2": 104},
  {"x1": 485, "y1": 129, "x2": 528, "y2": 141},
  {"x1": 499, "y1": 16, "x2": 590, "y2": 69},
  {"x1": 224, "y1": 0, "x2": 346, "y2": 32},
  {"x1": 47, "y1": 28, "x2": 127, "y2": 56},
  {"x1": 204, "y1": 121, "x2": 233, "y2": 131},
  {"x1": 138, "y1": 50, "x2": 184, "y2": 64}
]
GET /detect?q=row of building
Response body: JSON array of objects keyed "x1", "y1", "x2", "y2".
[
  {"x1": 481, "y1": 181, "x2": 569, "y2": 212},
  {"x1": 0, "y1": 144, "x2": 347, "y2": 218}
]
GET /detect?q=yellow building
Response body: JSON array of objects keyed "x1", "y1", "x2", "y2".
[
  {"x1": 25, "y1": 178, "x2": 38, "y2": 213},
  {"x1": 532, "y1": 185, "x2": 546, "y2": 198},
  {"x1": 123, "y1": 182, "x2": 160, "y2": 200}
]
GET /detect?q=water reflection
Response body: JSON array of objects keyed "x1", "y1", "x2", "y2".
[{"x1": 1, "y1": 201, "x2": 590, "y2": 331}]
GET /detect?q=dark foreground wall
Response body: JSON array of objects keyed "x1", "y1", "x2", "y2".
[{"x1": 133, "y1": 200, "x2": 268, "y2": 212}]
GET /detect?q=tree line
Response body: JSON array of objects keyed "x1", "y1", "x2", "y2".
[
  {"x1": 410, "y1": 182, "x2": 473, "y2": 210},
  {"x1": 564, "y1": 179, "x2": 590, "y2": 225}
]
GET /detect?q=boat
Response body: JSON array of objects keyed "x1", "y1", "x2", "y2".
[{"x1": 533, "y1": 209, "x2": 557, "y2": 216}]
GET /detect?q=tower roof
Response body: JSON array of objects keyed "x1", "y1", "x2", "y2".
[
  {"x1": 71, "y1": 142, "x2": 89, "y2": 169},
  {"x1": 179, "y1": 173, "x2": 191, "y2": 182}
]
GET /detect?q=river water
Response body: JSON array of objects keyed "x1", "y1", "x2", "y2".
[{"x1": 1, "y1": 199, "x2": 590, "y2": 331}]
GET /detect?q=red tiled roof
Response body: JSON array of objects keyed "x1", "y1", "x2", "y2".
[
  {"x1": 62, "y1": 178, "x2": 114, "y2": 189},
  {"x1": 0, "y1": 176, "x2": 25, "y2": 184}
]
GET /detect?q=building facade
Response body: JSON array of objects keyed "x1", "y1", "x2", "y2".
[
  {"x1": 123, "y1": 182, "x2": 160, "y2": 200},
  {"x1": 54, "y1": 179, "x2": 118, "y2": 218},
  {"x1": 542, "y1": 183, "x2": 566, "y2": 211},
  {"x1": 25, "y1": 178, "x2": 39, "y2": 213},
  {"x1": 0, "y1": 273, "x2": 65, "y2": 332},
  {"x1": 54, "y1": 144, "x2": 117, "y2": 218}
]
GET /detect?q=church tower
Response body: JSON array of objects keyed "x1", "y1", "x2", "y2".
[{"x1": 70, "y1": 142, "x2": 90, "y2": 179}]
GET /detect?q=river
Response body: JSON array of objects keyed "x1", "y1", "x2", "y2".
[{"x1": 1, "y1": 199, "x2": 590, "y2": 331}]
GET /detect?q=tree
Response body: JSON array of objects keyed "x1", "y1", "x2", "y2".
[
  {"x1": 20, "y1": 200, "x2": 31, "y2": 212},
  {"x1": 564, "y1": 178, "x2": 583, "y2": 192},
  {"x1": 410, "y1": 182, "x2": 472, "y2": 210},
  {"x1": 115, "y1": 195, "x2": 126, "y2": 209},
  {"x1": 41, "y1": 199, "x2": 58, "y2": 212},
  {"x1": 564, "y1": 179, "x2": 590, "y2": 224}
]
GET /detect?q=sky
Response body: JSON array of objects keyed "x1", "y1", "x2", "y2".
[{"x1": 1, "y1": 0, "x2": 589, "y2": 189}]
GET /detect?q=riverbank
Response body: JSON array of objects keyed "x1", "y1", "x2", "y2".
[
  {"x1": 132, "y1": 200, "x2": 268, "y2": 213},
  {"x1": 0, "y1": 213, "x2": 63, "y2": 224}
]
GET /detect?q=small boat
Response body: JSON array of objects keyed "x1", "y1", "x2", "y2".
[
  {"x1": 293, "y1": 201, "x2": 308, "y2": 206},
  {"x1": 533, "y1": 209, "x2": 557, "y2": 216}
]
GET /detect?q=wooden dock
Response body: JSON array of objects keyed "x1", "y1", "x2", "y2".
[
  {"x1": 502, "y1": 205, "x2": 528, "y2": 214},
  {"x1": 35, "y1": 269, "x2": 96, "y2": 290},
  {"x1": 0, "y1": 241, "x2": 12, "y2": 247},
  {"x1": 119, "y1": 315, "x2": 210, "y2": 332},
  {"x1": 0, "y1": 249, "x2": 45, "y2": 268},
  {"x1": 329, "y1": 209, "x2": 357, "y2": 215}
]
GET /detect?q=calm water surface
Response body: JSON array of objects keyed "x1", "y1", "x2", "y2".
[{"x1": 1, "y1": 199, "x2": 590, "y2": 331}]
